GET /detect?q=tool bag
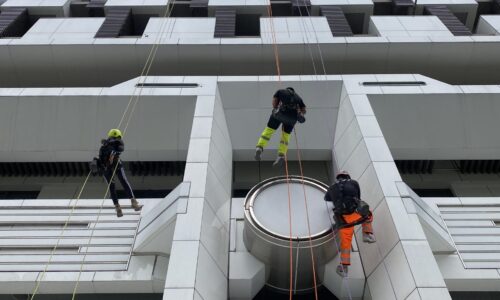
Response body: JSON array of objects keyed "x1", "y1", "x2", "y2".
[
  {"x1": 89, "y1": 157, "x2": 104, "y2": 176},
  {"x1": 272, "y1": 108, "x2": 298, "y2": 127}
]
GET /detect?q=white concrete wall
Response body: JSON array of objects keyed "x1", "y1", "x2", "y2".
[
  {"x1": 369, "y1": 16, "x2": 453, "y2": 38},
  {"x1": 0, "y1": 85, "x2": 196, "y2": 162},
  {"x1": 164, "y1": 84, "x2": 233, "y2": 300},
  {"x1": 369, "y1": 87, "x2": 500, "y2": 160},
  {"x1": 217, "y1": 77, "x2": 340, "y2": 161},
  {"x1": 332, "y1": 76, "x2": 451, "y2": 300},
  {"x1": 477, "y1": 15, "x2": 500, "y2": 35},
  {"x1": 0, "y1": 198, "x2": 167, "y2": 294}
]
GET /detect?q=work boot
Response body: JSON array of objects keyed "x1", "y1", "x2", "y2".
[
  {"x1": 115, "y1": 204, "x2": 123, "y2": 218},
  {"x1": 131, "y1": 198, "x2": 142, "y2": 211},
  {"x1": 272, "y1": 155, "x2": 285, "y2": 167},
  {"x1": 363, "y1": 232, "x2": 376, "y2": 243},
  {"x1": 336, "y1": 264, "x2": 348, "y2": 277},
  {"x1": 255, "y1": 147, "x2": 263, "y2": 161}
]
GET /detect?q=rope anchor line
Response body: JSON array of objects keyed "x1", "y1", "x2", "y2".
[
  {"x1": 266, "y1": 0, "x2": 357, "y2": 298},
  {"x1": 29, "y1": 1, "x2": 178, "y2": 300}
]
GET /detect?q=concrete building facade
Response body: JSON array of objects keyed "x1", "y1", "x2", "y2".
[{"x1": 0, "y1": 1, "x2": 500, "y2": 300}]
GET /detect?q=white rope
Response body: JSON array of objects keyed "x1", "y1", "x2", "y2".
[
  {"x1": 30, "y1": 2, "x2": 178, "y2": 299},
  {"x1": 296, "y1": 2, "x2": 355, "y2": 299}
]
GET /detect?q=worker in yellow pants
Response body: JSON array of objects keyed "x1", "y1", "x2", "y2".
[{"x1": 255, "y1": 87, "x2": 306, "y2": 167}]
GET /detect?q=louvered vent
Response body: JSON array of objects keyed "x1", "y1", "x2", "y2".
[
  {"x1": 87, "y1": 0, "x2": 107, "y2": 17},
  {"x1": 391, "y1": 0, "x2": 414, "y2": 15},
  {"x1": 129, "y1": 161, "x2": 185, "y2": 176},
  {"x1": 214, "y1": 7, "x2": 236, "y2": 38},
  {"x1": 87, "y1": 0, "x2": 107, "y2": 8},
  {"x1": 190, "y1": 0, "x2": 208, "y2": 17},
  {"x1": 424, "y1": 5, "x2": 471, "y2": 36},
  {"x1": 457, "y1": 160, "x2": 500, "y2": 174},
  {"x1": 320, "y1": 6, "x2": 353, "y2": 37},
  {"x1": 0, "y1": 161, "x2": 185, "y2": 177},
  {"x1": 395, "y1": 160, "x2": 434, "y2": 174},
  {"x1": 494, "y1": 0, "x2": 500, "y2": 13},
  {"x1": 292, "y1": 0, "x2": 311, "y2": 16},
  {"x1": 0, "y1": 8, "x2": 29, "y2": 38},
  {"x1": 95, "y1": 7, "x2": 132, "y2": 38}
]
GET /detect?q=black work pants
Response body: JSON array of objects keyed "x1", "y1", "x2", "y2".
[
  {"x1": 103, "y1": 164, "x2": 135, "y2": 205},
  {"x1": 267, "y1": 110, "x2": 297, "y2": 134}
]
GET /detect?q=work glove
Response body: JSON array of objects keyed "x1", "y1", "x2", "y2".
[{"x1": 297, "y1": 112, "x2": 306, "y2": 123}]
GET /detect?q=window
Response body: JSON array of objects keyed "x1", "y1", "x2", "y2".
[
  {"x1": 413, "y1": 189, "x2": 455, "y2": 197},
  {"x1": 235, "y1": 14, "x2": 261, "y2": 37},
  {"x1": 117, "y1": 189, "x2": 172, "y2": 198},
  {"x1": 0, "y1": 191, "x2": 40, "y2": 199}
]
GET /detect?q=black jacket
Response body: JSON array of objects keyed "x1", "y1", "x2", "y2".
[
  {"x1": 324, "y1": 179, "x2": 361, "y2": 214},
  {"x1": 273, "y1": 89, "x2": 306, "y2": 111},
  {"x1": 99, "y1": 138, "x2": 124, "y2": 167}
]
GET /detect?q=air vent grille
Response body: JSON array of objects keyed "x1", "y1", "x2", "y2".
[
  {"x1": 0, "y1": 161, "x2": 185, "y2": 177},
  {"x1": 214, "y1": 7, "x2": 236, "y2": 38},
  {"x1": 0, "y1": 8, "x2": 29, "y2": 38},
  {"x1": 95, "y1": 7, "x2": 132, "y2": 38},
  {"x1": 320, "y1": 6, "x2": 353, "y2": 37},
  {"x1": 424, "y1": 5, "x2": 471, "y2": 36},
  {"x1": 395, "y1": 160, "x2": 434, "y2": 174},
  {"x1": 457, "y1": 160, "x2": 500, "y2": 174}
]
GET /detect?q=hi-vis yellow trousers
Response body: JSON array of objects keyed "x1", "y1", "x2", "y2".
[{"x1": 256, "y1": 127, "x2": 291, "y2": 156}]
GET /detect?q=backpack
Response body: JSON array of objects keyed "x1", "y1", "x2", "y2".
[
  {"x1": 280, "y1": 89, "x2": 300, "y2": 110},
  {"x1": 99, "y1": 140, "x2": 112, "y2": 163},
  {"x1": 330, "y1": 179, "x2": 360, "y2": 214}
]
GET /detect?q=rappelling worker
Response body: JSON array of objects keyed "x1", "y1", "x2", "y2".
[
  {"x1": 254, "y1": 87, "x2": 306, "y2": 167},
  {"x1": 324, "y1": 170, "x2": 376, "y2": 277},
  {"x1": 98, "y1": 129, "x2": 142, "y2": 217}
]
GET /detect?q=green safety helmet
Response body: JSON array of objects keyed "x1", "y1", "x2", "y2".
[{"x1": 108, "y1": 129, "x2": 122, "y2": 138}]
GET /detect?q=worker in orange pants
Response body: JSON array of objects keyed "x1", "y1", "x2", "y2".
[
  {"x1": 324, "y1": 170, "x2": 376, "y2": 277},
  {"x1": 338, "y1": 211, "x2": 374, "y2": 271}
]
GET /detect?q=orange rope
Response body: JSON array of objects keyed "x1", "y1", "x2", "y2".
[
  {"x1": 266, "y1": 5, "x2": 282, "y2": 83},
  {"x1": 283, "y1": 149, "x2": 294, "y2": 300},
  {"x1": 293, "y1": 129, "x2": 319, "y2": 300},
  {"x1": 266, "y1": 3, "x2": 293, "y2": 298},
  {"x1": 266, "y1": 3, "x2": 320, "y2": 298}
]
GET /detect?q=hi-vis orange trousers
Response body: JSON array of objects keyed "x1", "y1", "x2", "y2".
[{"x1": 339, "y1": 212, "x2": 373, "y2": 265}]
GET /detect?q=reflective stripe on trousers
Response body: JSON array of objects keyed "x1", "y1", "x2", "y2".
[
  {"x1": 278, "y1": 131, "x2": 291, "y2": 156},
  {"x1": 338, "y1": 211, "x2": 374, "y2": 265},
  {"x1": 256, "y1": 127, "x2": 275, "y2": 148}
]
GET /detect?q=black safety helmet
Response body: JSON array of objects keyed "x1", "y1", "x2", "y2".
[
  {"x1": 286, "y1": 87, "x2": 295, "y2": 94},
  {"x1": 336, "y1": 170, "x2": 351, "y2": 180}
]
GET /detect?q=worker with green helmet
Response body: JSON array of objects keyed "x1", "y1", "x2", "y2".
[{"x1": 98, "y1": 129, "x2": 141, "y2": 217}]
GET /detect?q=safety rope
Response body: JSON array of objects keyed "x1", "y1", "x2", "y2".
[
  {"x1": 29, "y1": 2, "x2": 177, "y2": 300},
  {"x1": 28, "y1": 171, "x2": 92, "y2": 300},
  {"x1": 70, "y1": 3, "x2": 177, "y2": 300},
  {"x1": 294, "y1": 1, "x2": 355, "y2": 299},
  {"x1": 266, "y1": 4, "x2": 295, "y2": 299}
]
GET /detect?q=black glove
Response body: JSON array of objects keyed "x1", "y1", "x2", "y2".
[
  {"x1": 357, "y1": 200, "x2": 370, "y2": 217},
  {"x1": 297, "y1": 113, "x2": 306, "y2": 124},
  {"x1": 89, "y1": 158, "x2": 100, "y2": 176}
]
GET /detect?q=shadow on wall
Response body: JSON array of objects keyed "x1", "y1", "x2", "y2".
[
  {"x1": 0, "y1": 295, "x2": 162, "y2": 300},
  {"x1": 253, "y1": 286, "x2": 338, "y2": 300},
  {"x1": 450, "y1": 292, "x2": 500, "y2": 300}
]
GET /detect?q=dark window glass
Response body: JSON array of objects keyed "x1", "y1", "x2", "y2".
[
  {"x1": 0, "y1": 191, "x2": 40, "y2": 199},
  {"x1": 116, "y1": 189, "x2": 172, "y2": 199},
  {"x1": 413, "y1": 189, "x2": 455, "y2": 197},
  {"x1": 235, "y1": 14, "x2": 261, "y2": 36}
]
